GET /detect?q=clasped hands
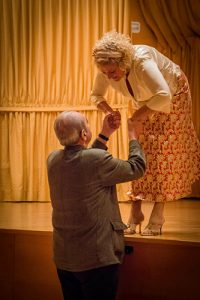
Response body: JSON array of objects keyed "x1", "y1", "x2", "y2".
[
  {"x1": 105, "y1": 110, "x2": 144, "y2": 140},
  {"x1": 107, "y1": 111, "x2": 121, "y2": 129}
]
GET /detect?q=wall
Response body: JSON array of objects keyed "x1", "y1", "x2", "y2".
[{"x1": 1, "y1": 229, "x2": 200, "y2": 300}]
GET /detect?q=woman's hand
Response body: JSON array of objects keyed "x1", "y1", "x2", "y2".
[
  {"x1": 96, "y1": 101, "x2": 121, "y2": 129},
  {"x1": 131, "y1": 105, "x2": 155, "y2": 122}
]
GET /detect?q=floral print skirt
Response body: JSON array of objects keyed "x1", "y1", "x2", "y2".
[{"x1": 131, "y1": 72, "x2": 200, "y2": 202}]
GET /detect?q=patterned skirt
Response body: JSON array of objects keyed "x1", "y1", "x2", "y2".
[{"x1": 131, "y1": 72, "x2": 200, "y2": 202}]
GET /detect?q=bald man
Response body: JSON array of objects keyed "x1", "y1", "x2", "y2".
[{"x1": 47, "y1": 111, "x2": 146, "y2": 300}]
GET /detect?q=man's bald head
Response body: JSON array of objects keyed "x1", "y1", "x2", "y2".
[{"x1": 54, "y1": 111, "x2": 88, "y2": 146}]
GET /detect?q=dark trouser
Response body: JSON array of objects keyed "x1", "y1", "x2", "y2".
[{"x1": 57, "y1": 264, "x2": 120, "y2": 300}]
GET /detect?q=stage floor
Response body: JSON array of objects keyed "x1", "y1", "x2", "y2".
[{"x1": 0, "y1": 198, "x2": 200, "y2": 245}]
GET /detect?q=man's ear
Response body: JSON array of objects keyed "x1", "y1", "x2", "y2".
[{"x1": 80, "y1": 129, "x2": 87, "y2": 140}]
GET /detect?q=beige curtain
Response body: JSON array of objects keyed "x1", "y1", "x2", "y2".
[
  {"x1": 0, "y1": 0, "x2": 199, "y2": 201},
  {"x1": 0, "y1": 0, "x2": 132, "y2": 201},
  {"x1": 0, "y1": 108, "x2": 128, "y2": 201},
  {"x1": 139, "y1": 0, "x2": 200, "y2": 196}
]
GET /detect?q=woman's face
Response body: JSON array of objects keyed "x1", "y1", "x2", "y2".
[{"x1": 98, "y1": 63, "x2": 125, "y2": 81}]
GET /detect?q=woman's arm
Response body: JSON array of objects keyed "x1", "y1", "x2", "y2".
[
  {"x1": 97, "y1": 101, "x2": 114, "y2": 114},
  {"x1": 135, "y1": 59, "x2": 172, "y2": 116},
  {"x1": 91, "y1": 72, "x2": 110, "y2": 110},
  {"x1": 91, "y1": 72, "x2": 121, "y2": 128}
]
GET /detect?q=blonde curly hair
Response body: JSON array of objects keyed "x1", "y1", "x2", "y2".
[{"x1": 92, "y1": 31, "x2": 133, "y2": 71}]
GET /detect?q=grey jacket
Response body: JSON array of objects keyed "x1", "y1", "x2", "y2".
[{"x1": 47, "y1": 139, "x2": 146, "y2": 272}]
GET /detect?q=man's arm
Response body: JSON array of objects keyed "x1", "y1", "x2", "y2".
[
  {"x1": 97, "y1": 117, "x2": 146, "y2": 185},
  {"x1": 97, "y1": 139, "x2": 146, "y2": 186}
]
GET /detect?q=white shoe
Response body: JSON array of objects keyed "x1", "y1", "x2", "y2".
[
  {"x1": 141, "y1": 202, "x2": 165, "y2": 236},
  {"x1": 141, "y1": 223, "x2": 164, "y2": 236},
  {"x1": 124, "y1": 222, "x2": 142, "y2": 235}
]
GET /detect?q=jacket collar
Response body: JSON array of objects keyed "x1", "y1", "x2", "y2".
[{"x1": 64, "y1": 144, "x2": 85, "y2": 152}]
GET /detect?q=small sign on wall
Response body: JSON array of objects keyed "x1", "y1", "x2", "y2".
[{"x1": 131, "y1": 21, "x2": 140, "y2": 33}]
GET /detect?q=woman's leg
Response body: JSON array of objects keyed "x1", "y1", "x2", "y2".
[
  {"x1": 124, "y1": 200, "x2": 144, "y2": 234},
  {"x1": 141, "y1": 202, "x2": 165, "y2": 236}
]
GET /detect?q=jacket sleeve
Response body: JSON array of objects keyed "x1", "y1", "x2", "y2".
[
  {"x1": 98, "y1": 140, "x2": 146, "y2": 186},
  {"x1": 136, "y1": 59, "x2": 171, "y2": 113},
  {"x1": 91, "y1": 138, "x2": 108, "y2": 150},
  {"x1": 90, "y1": 72, "x2": 109, "y2": 105}
]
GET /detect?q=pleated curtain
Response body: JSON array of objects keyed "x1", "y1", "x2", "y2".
[{"x1": 0, "y1": 0, "x2": 199, "y2": 201}]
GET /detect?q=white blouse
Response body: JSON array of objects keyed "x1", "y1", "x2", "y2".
[{"x1": 91, "y1": 45, "x2": 181, "y2": 113}]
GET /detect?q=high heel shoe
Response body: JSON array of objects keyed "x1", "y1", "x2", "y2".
[
  {"x1": 141, "y1": 223, "x2": 164, "y2": 236},
  {"x1": 141, "y1": 202, "x2": 165, "y2": 236},
  {"x1": 124, "y1": 222, "x2": 142, "y2": 235}
]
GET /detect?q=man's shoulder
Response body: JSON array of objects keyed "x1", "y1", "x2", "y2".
[
  {"x1": 47, "y1": 149, "x2": 63, "y2": 166},
  {"x1": 81, "y1": 147, "x2": 109, "y2": 163},
  {"x1": 85, "y1": 147, "x2": 107, "y2": 156}
]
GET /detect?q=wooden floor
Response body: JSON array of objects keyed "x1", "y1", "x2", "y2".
[{"x1": 0, "y1": 198, "x2": 200, "y2": 244}]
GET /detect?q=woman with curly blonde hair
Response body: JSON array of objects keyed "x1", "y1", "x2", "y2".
[{"x1": 91, "y1": 31, "x2": 200, "y2": 236}]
